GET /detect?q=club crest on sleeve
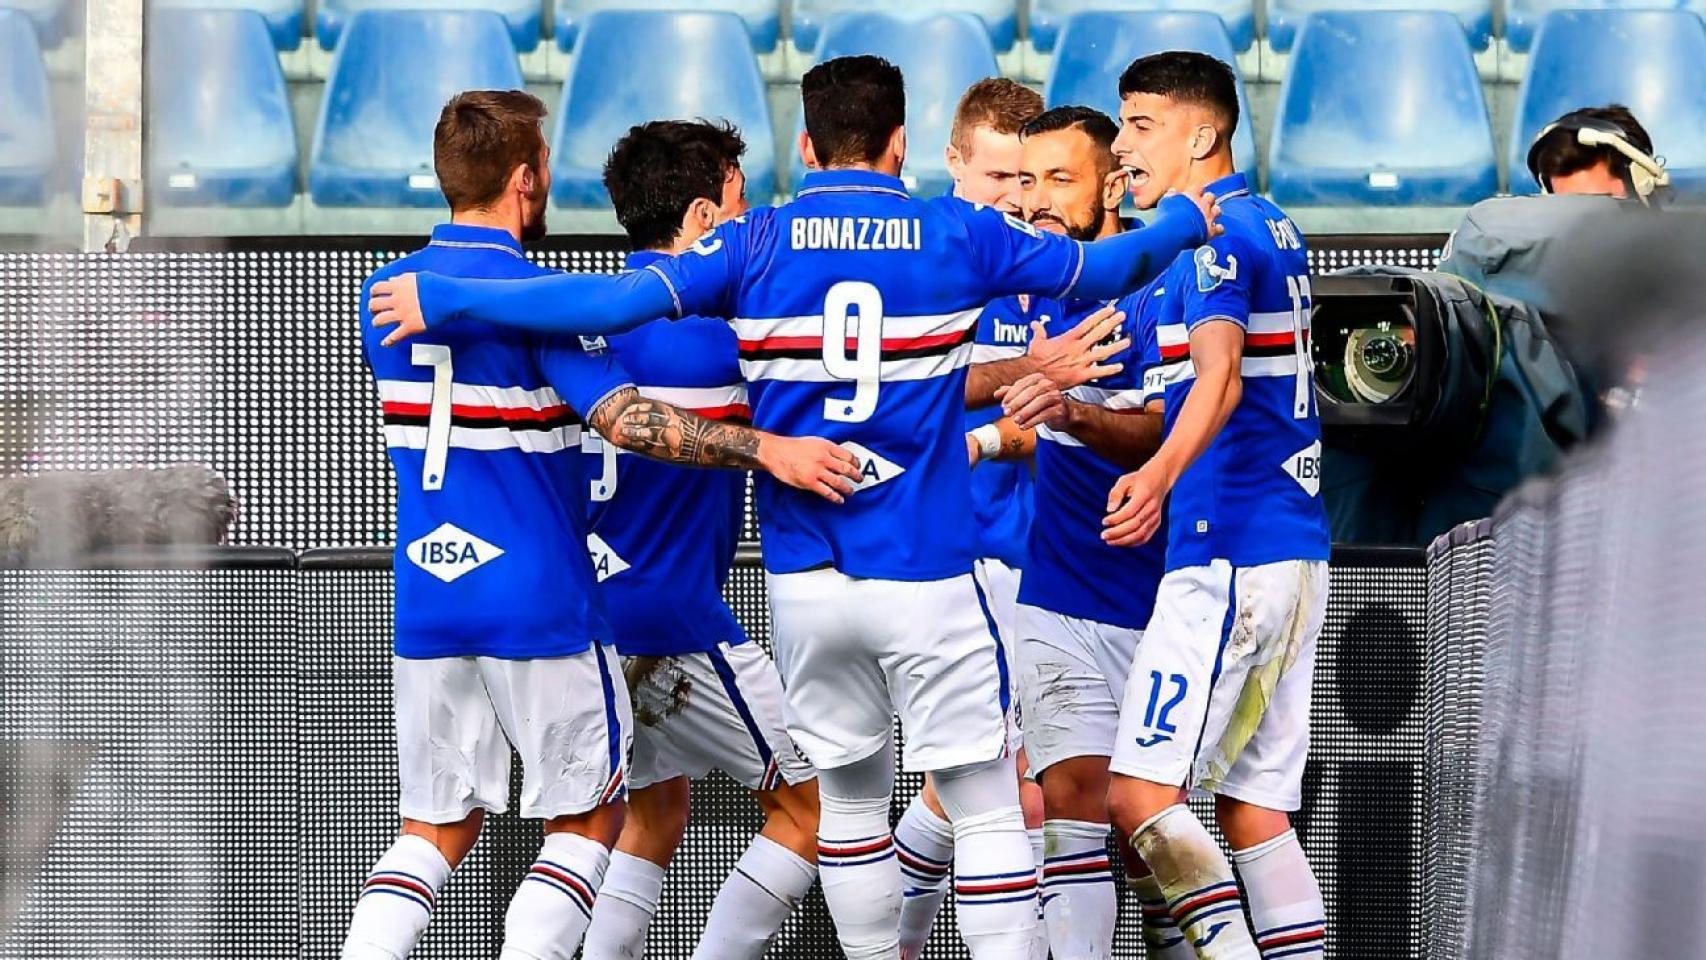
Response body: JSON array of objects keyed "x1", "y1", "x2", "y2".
[
  {"x1": 407, "y1": 522, "x2": 504, "y2": 583},
  {"x1": 1001, "y1": 212, "x2": 1041, "y2": 238},
  {"x1": 689, "y1": 232, "x2": 723, "y2": 257},
  {"x1": 1195, "y1": 246, "x2": 1238, "y2": 292},
  {"x1": 578, "y1": 335, "x2": 608, "y2": 354}
]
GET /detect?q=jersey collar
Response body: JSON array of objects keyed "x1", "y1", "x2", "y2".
[
  {"x1": 796, "y1": 168, "x2": 912, "y2": 200},
  {"x1": 428, "y1": 222, "x2": 525, "y2": 257},
  {"x1": 1207, "y1": 172, "x2": 1251, "y2": 202},
  {"x1": 625, "y1": 249, "x2": 667, "y2": 270}
]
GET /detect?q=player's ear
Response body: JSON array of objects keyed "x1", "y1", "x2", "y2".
[
  {"x1": 890, "y1": 126, "x2": 908, "y2": 169},
  {"x1": 510, "y1": 162, "x2": 533, "y2": 199},
  {"x1": 686, "y1": 196, "x2": 717, "y2": 235},
  {"x1": 945, "y1": 141, "x2": 965, "y2": 179},
  {"x1": 1190, "y1": 122, "x2": 1220, "y2": 162},
  {"x1": 799, "y1": 131, "x2": 820, "y2": 171},
  {"x1": 1102, "y1": 166, "x2": 1130, "y2": 211}
]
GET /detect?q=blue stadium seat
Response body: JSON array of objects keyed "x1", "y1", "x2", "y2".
[
  {"x1": 556, "y1": 0, "x2": 780, "y2": 53},
  {"x1": 551, "y1": 11, "x2": 775, "y2": 207},
  {"x1": 309, "y1": 10, "x2": 523, "y2": 207},
  {"x1": 790, "y1": 12, "x2": 1000, "y2": 196},
  {"x1": 1044, "y1": 12, "x2": 1257, "y2": 175},
  {"x1": 1507, "y1": 0, "x2": 1695, "y2": 53},
  {"x1": 1030, "y1": 1, "x2": 1255, "y2": 54},
  {"x1": 1268, "y1": 1, "x2": 1493, "y2": 52},
  {"x1": 1269, "y1": 11, "x2": 1497, "y2": 205},
  {"x1": 4, "y1": 0, "x2": 68, "y2": 48},
  {"x1": 792, "y1": 1, "x2": 1018, "y2": 53},
  {"x1": 316, "y1": 0, "x2": 540, "y2": 51},
  {"x1": 0, "y1": 9, "x2": 54, "y2": 204},
  {"x1": 147, "y1": 8, "x2": 298, "y2": 206},
  {"x1": 1511, "y1": 9, "x2": 1706, "y2": 198},
  {"x1": 152, "y1": 0, "x2": 305, "y2": 50}
]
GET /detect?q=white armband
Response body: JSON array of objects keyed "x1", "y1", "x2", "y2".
[{"x1": 970, "y1": 423, "x2": 1003, "y2": 460}]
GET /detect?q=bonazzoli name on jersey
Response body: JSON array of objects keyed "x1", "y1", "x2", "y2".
[{"x1": 790, "y1": 216, "x2": 923, "y2": 251}]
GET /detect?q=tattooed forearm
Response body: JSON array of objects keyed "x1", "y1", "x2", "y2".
[{"x1": 591, "y1": 388, "x2": 764, "y2": 469}]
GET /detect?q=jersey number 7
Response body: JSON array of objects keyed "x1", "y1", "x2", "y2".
[
  {"x1": 821, "y1": 281, "x2": 883, "y2": 424},
  {"x1": 412, "y1": 343, "x2": 454, "y2": 491}
]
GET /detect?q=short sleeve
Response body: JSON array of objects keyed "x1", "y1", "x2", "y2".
[
  {"x1": 536, "y1": 335, "x2": 636, "y2": 420},
  {"x1": 646, "y1": 212, "x2": 758, "y2": 319},
  {"x1": 1181, "y1": 232, "x2": 1255, "y2": 332},
  {"x1": 960, "y1": 203, "x2": 1085, "y2": 302}
]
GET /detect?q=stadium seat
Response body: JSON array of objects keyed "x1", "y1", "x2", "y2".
[
  {"x1": 1030, "y1": 1, "x2": 1255, "y2": 54},
  {"x1": 1268, "y1": 0, "x2": 1494, "y2": 52},
  {"x1": 152, "y1": 0, "x2": 305, "y2": 50},
  {"x1": 792, "y1": 0, "x2": 1018, "y2": 54},
  {"x1": 1511, "y1": 9, "x2": 1706, "y2": 198},
  {"x1": 309, "y1": 10, "x2": 523, "y2": 207},
  {"x1": 789, "y1": 12, "x2": 1000, "y2": 196},
  {"x1": 1269, "y1": 11, "x2": 1497, "y2": 206},
  {"x1": 1506, "y1": 0, "x2": 1697, "y2": 54},
  {"x1": 0, "y1": 9, "x2": 54, "y2": 205},
  {"x1": 556, "y1": 0, "x2": 780, "y2": 53},
  {"x1": 551, "y1": 11, "x2": 775, "y2": 207},
  {"x1": 4, "y1": 0, "x2": 68, "y2": 48},
  {"x1": 316, "y1": 0, "x2": 540, "y2": 52},
  {"x1": 147, "y1": 8, "x2": 298, "y2": 206},
  {"x1": 1044, "y1": 11, "x2": 1257, "y2": 175}
]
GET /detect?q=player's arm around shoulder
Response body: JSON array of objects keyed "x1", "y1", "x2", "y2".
[{"x1": 585, "y1": 387, "x2": 861, "y2": 504}]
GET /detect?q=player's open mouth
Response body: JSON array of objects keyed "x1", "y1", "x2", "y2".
[{"x1": 1125, "y1": 166, "x2": 1151, "y2": 190}]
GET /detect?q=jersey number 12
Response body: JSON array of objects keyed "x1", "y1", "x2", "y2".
[{"x1": 821, "y1": 280, "x2": 884, "y2": 423}]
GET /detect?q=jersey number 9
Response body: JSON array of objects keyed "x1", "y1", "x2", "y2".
[{"x1": 821, "y1": 280, "x2": 883, "y2": 424}]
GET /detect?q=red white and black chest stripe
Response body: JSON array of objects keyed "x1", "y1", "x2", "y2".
[
  {"x1": 1154, "y1": 308, "x2": 1312, "y2": 388},
  {"x1": 731, "y1": 308, "x2": 982, "y2": 382},
  {"x1": 378, "y1": 379, "x2": 584, "y2": 454}
]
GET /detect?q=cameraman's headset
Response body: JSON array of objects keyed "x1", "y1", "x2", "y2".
[{"x1": 1526, "y1": 111, "x2": 1670, "y2": 206}]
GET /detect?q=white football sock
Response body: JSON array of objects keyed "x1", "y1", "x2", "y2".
[
  {"x1": 1038, "y1": 819, "x2": 1116, "y2": 960},
  {"x1": 582, "y1": 851, "x2": 665, "y2": 960},
  {"x1": 817, "y1": 788, "x2": 903, "y2": 959},
  {"x1": 1026, "y1": 827, "x2": 1049, "y2": 960},
  {"x1": 499, "y1": 831, "x2": 611, "y2": 960},
  {"x1": 692, "y1": 834, "x2": 817, "y2": 960},
  {"x1": 936, "y1": 758, "x2": 1038, "y2": 960},
  {"x1": 1232, "y1": 830, "x2": 1325, "y2": 959},
  {"x1": 1130, "y1": 805, "x2": 1260, "y2": 960},
  {"x1": 894, "y1": 794, "x2": 956, "y2": 960},
  {"x1": 1128, "y1": 871, "x2": 1196, "y2": 959},
  {"x1": 342, "y1": 833, "x2": 451, "y2": 960}
]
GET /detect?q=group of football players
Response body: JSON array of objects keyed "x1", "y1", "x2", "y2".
[{"x1": 346, "y1": 46, "x2": 1329, "y2": 960}]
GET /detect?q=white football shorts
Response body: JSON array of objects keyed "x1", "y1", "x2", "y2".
[
  {"x1": 1109, "y1": 559, "x2": 1328, "y2": 811},
  {"x1": 1014, "y1": 603, "x2": 1144, "y2": 776},
  {"x1": 625, "y1": 640, "x2": 816, "y2": 792},
  {"x1": 766, "y1": 566, "x2": 1013, "y2": 773},
  {"x1": 977, "y1": 556, "x2": 1028, "y2": 755},
  {"x1": 392, "y1": 644, "x2": 632, "y2": 823}
]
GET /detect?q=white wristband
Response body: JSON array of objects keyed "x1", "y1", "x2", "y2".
[{"x1": 970, "y1": 423, "x2": 1003, "y2": 460}]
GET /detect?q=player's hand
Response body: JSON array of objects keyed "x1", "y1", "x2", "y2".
[
  {"x1": 758, "y1": 435, "x2": 861, "y2": 504},
  {"x1": 966, "y1": 432, "x2": 982, "y2": 467},
  {"x1": 1027, "y1": 304, "x2": 1129, "y2": 391},
  {"x1": 997, "y1": 372, "x2": 1069, "y2": 431},
  {"x1": 1174, "y1": 187, "x2": 1223, "y2": 240},
  {"x1": 1104, "y1": 462, "x2": 1168, "y2": 547},
  {"x1": 369, "y1": 273, "x2": 426, "y2": 347}
]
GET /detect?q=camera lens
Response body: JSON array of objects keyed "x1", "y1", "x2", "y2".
[{"x1": 1345, "y1": 326, "x2": 1415, "y2": 403}]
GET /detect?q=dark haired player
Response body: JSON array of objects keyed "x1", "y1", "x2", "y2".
[
  {"x1": 344, "y1": 91, "x2": 856, "y2": 960},
  {"x1": 369, "y1": 56, "x2": 1217, "y2": 959},
  {"x1": 1099, "y1": 53, "x2": 1330, "y2": 960},
  {"x1": 579, "y1": 119, "x2": 821, "y2": 960}
]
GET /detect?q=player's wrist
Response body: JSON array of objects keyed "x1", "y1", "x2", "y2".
[{"x1": 969, "y1": 423, "x2": 1003, "y2": 462}]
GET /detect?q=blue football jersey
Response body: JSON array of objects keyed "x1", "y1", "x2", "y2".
[
  {"x1": 585, "y1": 250, "x2": 751, "y2": 657},
  {"x1": 361, "y1": 223, "x2": 633, "y2": 659},
  {"x1": 1149, "y1": 173, "x2": 1331, "y2": 570},
  {"x1": 1018, "y1": 293, "x2": 1166, "y2": 630},
  {"x1": 966, "y1": 294, "x2": 1038, "y2": 571},
  {"x1": 652, "y1": 169, "x2": 1096, "y2": 581}
]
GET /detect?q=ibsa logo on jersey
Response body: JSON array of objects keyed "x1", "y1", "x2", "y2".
[
  {"x1": 407, "y1": 522, "x2": 504, "y2": 583},
  {"x1": 1284, "y1": 439, "x2": 1323, "y2": 497},
  {"x1": 836, "y1": 441, "x2": 905, "y2": 493},
  {"x1": 585, "y1": 532, "x2": 630, "y2": 583},
  {"x1": 1194, "y1": 246, "x2": 1238, "y2": 292}
]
